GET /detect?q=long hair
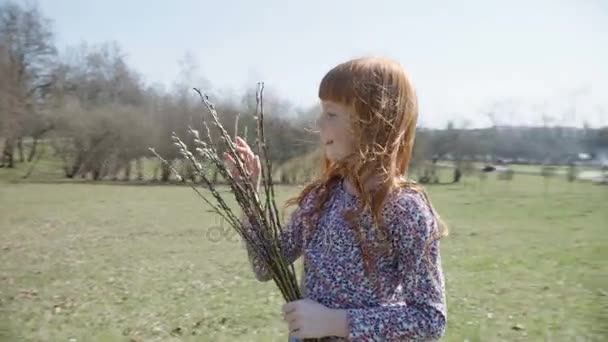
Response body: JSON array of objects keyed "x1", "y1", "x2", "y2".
[{"x1": 286, "y1": 57, "x2": 447, "y2": 290}]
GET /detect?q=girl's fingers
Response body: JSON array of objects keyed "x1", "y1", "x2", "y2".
[
  {"x1": 224, "y1": 151, "x2": 235, "y2": 161},
  {"x1": 234, "y1": 137, "x2": 246, "y2": 154},
  {"x1": 223, "y1": 153, "x2": 240, "y2": 177},
  {"x1": 235, "y1": 136, "x2": 254, "y2": 156},
  {"x1": 283, "y1": 310, "x2": 296, "y2": 322},
  {"x1": 223, "y1": 153, "x2": 235, "y2": 167},
  {"x1": 225, "y1": 156, "x2": 253, "y2": 181},
  {"x1": 225, "y1": 148, "x2": 259, "y2": 181},
  {"x1": 288, "y1": 322, "x2": 300, "y2": 334},
  {"x1": 225, "y1": 151, "x2": 248, "y2": 169},
  {"x1": 235, "y1": 136, "x2": 247, "y2": 149},
  {"x1": 282, "y1": 302, "x2": 296, "y2": 315},
  {"x1": 235, "y1": 146, "x2": 254, "y2": 163},
  {"x1": 234, "y1": 144, "x2": 248, "y2": 153},
  {"x1": 289, "y1": 326, "x2": 302, "y2": 339}
]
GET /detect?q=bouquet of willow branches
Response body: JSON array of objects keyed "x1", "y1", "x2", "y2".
[{"x1": 150, "y1": 83, "x2": 307, "y2": 316}]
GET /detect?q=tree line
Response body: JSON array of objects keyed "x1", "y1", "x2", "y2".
[
  {"x1": 0, "y1": 2, "x2": 318, "y2": 182},
  {"x1": 1, "y1": 2, "x2": 606, "y2": 184}
]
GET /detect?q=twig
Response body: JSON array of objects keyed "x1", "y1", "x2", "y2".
[{"x1": 148, "y1": 87, "x2": 304, "y2": 305}]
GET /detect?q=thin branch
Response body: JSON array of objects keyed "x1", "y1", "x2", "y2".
[{"x1": 149, "y1": 86, "x2": 304, "y2": 308}]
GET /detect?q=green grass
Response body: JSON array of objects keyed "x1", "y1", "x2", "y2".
[{"x1": 0, "y1": 172, "x2": 606, "y2": 341}]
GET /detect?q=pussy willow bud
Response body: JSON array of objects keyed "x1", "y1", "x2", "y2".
[
  {"x1": 189, "y1": 128, "x2": 200, "y2": 140},
  {"x1": 196, "y1": 147, "x2": 209, "y2": 158}
]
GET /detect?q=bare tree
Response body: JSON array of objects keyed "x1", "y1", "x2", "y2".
[
  {"x1": 0, "y1": 1, "x2": 57, "y2": 168},
  {"x1": 46, "y1": 42, "x2": 152, "y2": 179},
  {"x1": 0, "y1": 42, "x2": 11, "y2": 157}
]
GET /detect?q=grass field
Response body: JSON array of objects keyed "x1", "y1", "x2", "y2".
[{"x1": 1, "y1": 170, "x2": 607, "y2": 341}]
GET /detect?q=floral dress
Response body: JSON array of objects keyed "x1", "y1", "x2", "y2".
[{"x1": 247, "y1": 178, "x2": 447, "y2": 341}]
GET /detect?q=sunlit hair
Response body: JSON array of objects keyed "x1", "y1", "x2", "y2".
[{"x1": 286, "y1": 57, "x2": 447, "y2": 287}]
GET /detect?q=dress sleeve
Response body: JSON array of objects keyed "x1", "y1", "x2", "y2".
[
  {"x1": 346, "y1": 191, "x2": 447, "y2": 341},
  {"x1": 244, "y1": 191, "x2": 314, "y2": 282}
]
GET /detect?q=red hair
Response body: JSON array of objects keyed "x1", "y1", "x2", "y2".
[{"x1": 286, "y1": 57, "x2": 447, "y2": 289}]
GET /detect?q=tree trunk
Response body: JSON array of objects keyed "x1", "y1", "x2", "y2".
[
  {"x1": 152, "y1": 164, "x2": 158, "y2": 181},
  {"x1": 107, "y1": 155, "x2": 119, "y2": 181},
  {"x1": 123, "y1": 160, "x2": 131, "y2": 181},
  {"x1": 161, "y1": 161, "x2": 172, "y2": 182},
  {"x1": 92, "y1": 167, "x2": 102, "y2": 180},
  {"x1": 453, "y1": 167, "x2": 462, "y2": 183},
  {"x1": 63, "y1": 165, "x2": 72, "y2": 178},
  {"x1": 27, "y1": 126, "x2": 54, "y2": 162},
  {"x1": 22, "y1": 143, "x2": 46, "y2": 179},
  {"x1": 17, "y1": 137, "x2": 25, "y2": 162},
  {"x1": 1, "y1": 139, "x2": 15, "y2": 168},
  {"x1": 27, "y1": 136, "x2": 39, "y2": 162},
  {"x1": 68, "y1": 151, "x2": 85, "y2": 178},
  {"x1": 135, "y1": 158, "x2": 143, "y2": 181},
  {"x1": 111, "y1": 164, "x2": 120, "y2": 181},
  {"x1": 99, "y1": 162, "x2": 110, "y2": 179}
]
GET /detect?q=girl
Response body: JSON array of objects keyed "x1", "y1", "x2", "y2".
[{"x1": 227, "y1": 57, "x2": 447, "y2": 341}]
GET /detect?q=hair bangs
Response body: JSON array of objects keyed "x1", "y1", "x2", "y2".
[{"x1": 318, "y1": 63, "x2": 357, "y2": 105}]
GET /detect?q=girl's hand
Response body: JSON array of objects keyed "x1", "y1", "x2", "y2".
[
  {"x1": 223, "y1": 136, "x2": 261, "y2": 190},
  {"x1": 282, "y1": 299, "x2": 349, "y2": 339}
]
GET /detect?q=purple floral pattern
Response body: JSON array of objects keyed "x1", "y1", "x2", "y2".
[{"x1": 247, "y1": 178, "x2": 446, "y2": 341}]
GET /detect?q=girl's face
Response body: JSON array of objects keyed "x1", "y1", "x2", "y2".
[{"x1": 318, "y1": 100, "x2": 356, "y2": 162}]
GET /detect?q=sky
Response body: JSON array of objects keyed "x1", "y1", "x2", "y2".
[{"x1": 34, "y1": 0, "x2": 608, "y2": 128}]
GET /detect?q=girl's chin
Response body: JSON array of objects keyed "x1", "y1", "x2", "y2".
[
  {"x1": 324, "y1": 147, "x2": 354, "y2": 163},
  {"x1": 324, "y1": 156, "x2": 336, "y2": 163},
  {"x1": 324, "y1": 153, "x2": 345, "y2": 163}
]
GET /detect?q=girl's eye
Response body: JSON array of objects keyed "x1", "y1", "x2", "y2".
[{"x1": 326, "y1": 112, "x2": 337, "y2": 118}]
